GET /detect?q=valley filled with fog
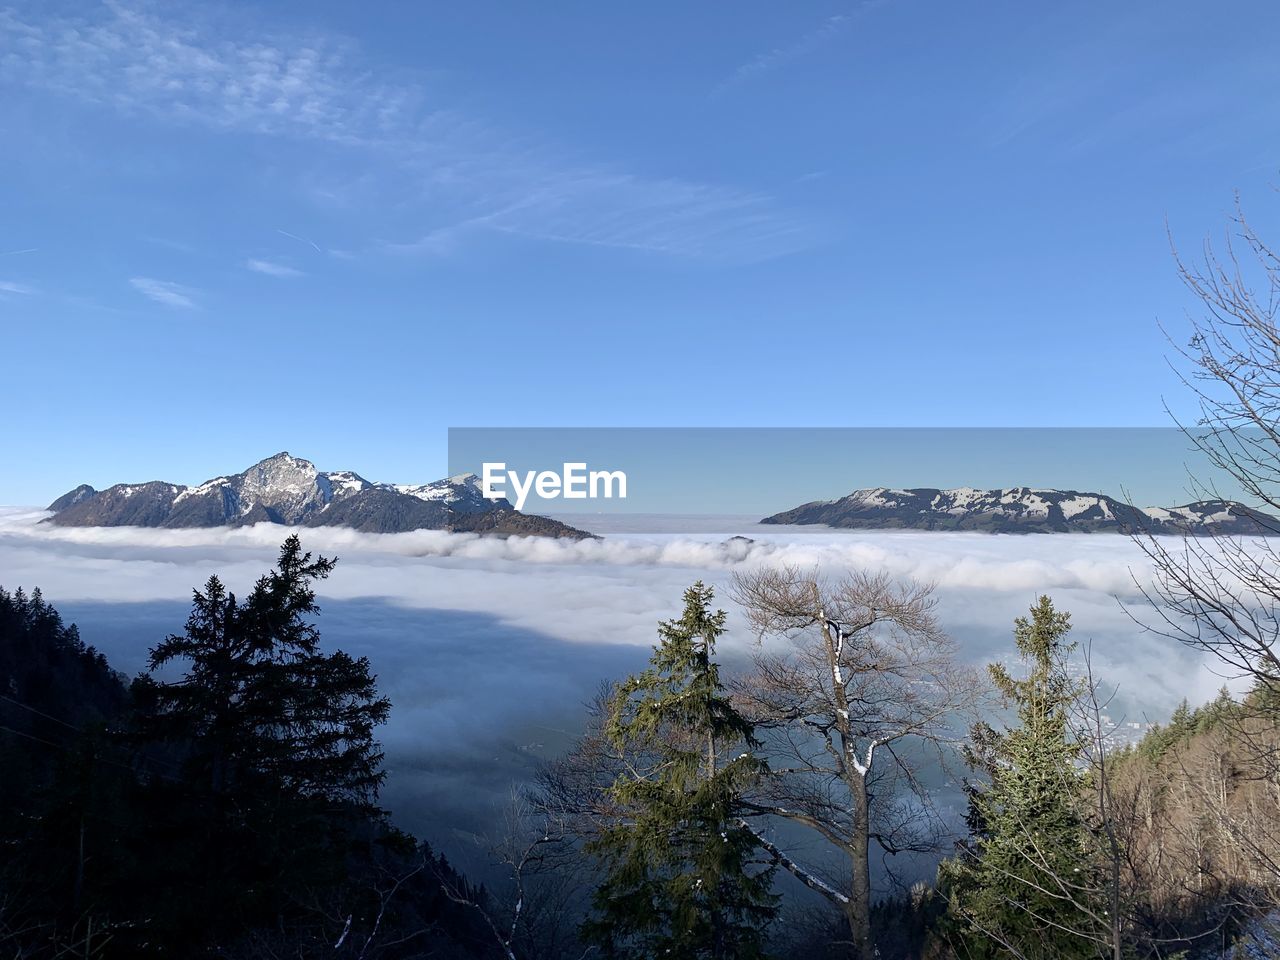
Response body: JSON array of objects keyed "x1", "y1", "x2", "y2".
[{"x1": 0, "y1": 507, "x2": 1220, "y2": 867}]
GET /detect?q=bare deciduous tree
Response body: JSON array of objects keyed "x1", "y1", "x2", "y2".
[
  {"x1": 1129, "y1": 204, "x2": 1280, "y2": 922},
  {"x1": 440, "y1": 790, "x2": 591, "y2": 960},
  {"x1": 730, "y1": 566, "x2": 982, "y2": 960},
  {"x1": 534, "y1": 684, "x2": 630, "y2": 845},
  {"x1": 1136, "y1": 203, "x2": 1280, "y2": 688}
]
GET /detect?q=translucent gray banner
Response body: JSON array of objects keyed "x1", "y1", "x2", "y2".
[{"x1": 447, "y1": 427, "x2": 1250, "y2": 530}]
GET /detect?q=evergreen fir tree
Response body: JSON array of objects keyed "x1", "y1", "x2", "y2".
[
  {"x1": 134, "y1": 535, "x2": 391, "y2": 947},
  {"x1": 943, "y1": 596, "x2": 1106, "y2": 960},
  {"x1": 1195, "y1": 686, "x2": 1237, "y2": 733},
  {"x1": 141, "y1": 535, "x2": 389, "y2": 808},
  {"x1": 584, "y1": 582, "x2": 777, "y2": 960}
]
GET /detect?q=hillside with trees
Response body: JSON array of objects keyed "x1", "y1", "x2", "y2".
[
  {"x1": 7, "y1": 545, "x2": 1280, "y2": 958},
  {"x1": 0, "y1": 538, "x2": 504, "y2": 959}
]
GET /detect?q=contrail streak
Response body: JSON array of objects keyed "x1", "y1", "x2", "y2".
[{"x1": 276, "y1": 230, "x2": 323, "y2": 254}]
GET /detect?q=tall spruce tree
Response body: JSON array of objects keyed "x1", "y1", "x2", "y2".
[
  {"x1": 944, "y1": 596, "x2": 1106, "y2": 960},
  {"x1": 142, "y1": 535, "x2": 389, "y2": 809},
  {"x1": 134, "y1": 535, "x2": 390, "y2": 946},
  {"x1": 584, "y1": 582, "x2": 777, "y2": 960}
]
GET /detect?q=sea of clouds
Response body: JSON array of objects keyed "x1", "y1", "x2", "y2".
[{"x1": 0, "y1": 507, "x2": 1230, "y2": 868}]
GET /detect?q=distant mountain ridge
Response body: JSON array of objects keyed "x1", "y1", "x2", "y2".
[
  {"x1": 761, "y1": 486, "x2": 1279, "y2": 535},
  {"x1": 44, "y1": 452, "x2": 593, "y2": 539}
]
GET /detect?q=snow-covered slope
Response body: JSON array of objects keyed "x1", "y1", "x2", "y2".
[
  {"x1": 44, "y1": 453, "x2": 591, "y2": 538},
  {"x1": 762, "y1": 487, "x2": 1278, "y2": 535}
]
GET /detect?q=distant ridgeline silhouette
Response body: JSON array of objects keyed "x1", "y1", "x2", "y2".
[
  {"x1": 45, "y1": 451, "x2": 594, "y2": 538},
  {"x1": 762, "y1": 486, "x2": 1280, "y2": 535}
]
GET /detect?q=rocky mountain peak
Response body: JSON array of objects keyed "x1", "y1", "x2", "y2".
[
  {"x1": 43, "y1": 454, "x2": 588, "y2": 539},
  {"x1": 236, "y1": 452, "x2": 328, "y2": 524}
]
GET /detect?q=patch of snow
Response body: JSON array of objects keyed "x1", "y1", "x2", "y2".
[
  {"x1": 1060, "y1": 496, "x2": 1098, "y2": 520},
  {"x1": 173, "y1": 476, "x2": 230, "y2": 505},
  {"x1": 323, "y1": 471, "x2": 370, "y2": 497},
  {"x1": 390, "y1": 482, "x2": 456, "y2": 503}
]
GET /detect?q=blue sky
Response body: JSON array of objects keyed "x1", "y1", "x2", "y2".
[{"x1": 2, "y1": 0, "x2": 1279, "y2": 503}]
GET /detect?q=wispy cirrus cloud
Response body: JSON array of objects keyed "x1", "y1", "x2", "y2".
[
  {"x1": 0, "y1": 280, "x2": 35, "y2": 296},
  {"x1": 0, "y1": 2, "x2": 397, "y2": 145},
  {"x1": 385, "y1": 176, "x2": 809, "y2": 262},
  {"x1": 141, "y1": 236, "x2": 198, "y2": 254},
  {"x1": 245, "y1": 258, "x2": 304, "y2": 278},
  {"x1": 0, "y1": 3, "x2": 814, "y2": 264},
  {"x1": 129, "y1": 277, "x2": 198, "y2": 309},
  {"x1": 715, "y1": 3, "x2": 887, "y2": 97}
]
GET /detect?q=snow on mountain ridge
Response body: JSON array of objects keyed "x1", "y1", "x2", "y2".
[
  {"x1": 763, "y1": 486, "x2": 1278, "y2": 535},
  {"x1": 136, "y1": 454, "x2": 486, "y2": 516},
  {"x1": 42, "y1": 455, "x2": 588, "y2": 537}
]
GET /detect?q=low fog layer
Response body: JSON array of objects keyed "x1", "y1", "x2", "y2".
[{"x1": 0, "y1": 508, "x2": 1222, "y2": 865}]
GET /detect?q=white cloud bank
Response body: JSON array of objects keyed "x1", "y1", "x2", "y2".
[
  {"x1": 0, "y1": 508, "x2": 1217, "y2": 691},
  {"x1": 0, "y1": 508, "x2": 1158, "y2": 603}
]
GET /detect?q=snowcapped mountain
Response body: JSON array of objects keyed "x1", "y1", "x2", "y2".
[
  {"x1": 761, "y1": 486, "x2": 1279, "y2": 535},
  {"x1": 44, "y1": 453, "x2": 592, "y2": 539}
]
